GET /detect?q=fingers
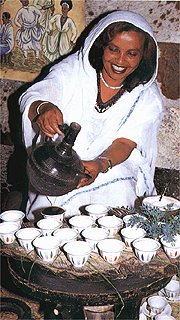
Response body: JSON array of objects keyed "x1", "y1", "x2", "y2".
[
  {"x1": 76, "y1": 176, "x2": 95, "y2": 189},
  {"x1": 76, "y1": 172, "x2": 96, "y2": 189},
  {"x1": 36, "y1": 109, "x2": 63, "y2": 137}
]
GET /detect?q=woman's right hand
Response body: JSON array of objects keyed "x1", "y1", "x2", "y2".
[{"x1": 28, "y1": 101, "x2": 63, "y2": 138}]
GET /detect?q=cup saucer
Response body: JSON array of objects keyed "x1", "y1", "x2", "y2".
[
  {"x1": 141, "y1": 301, "x2": 171, "y2": 318},
  {"x1": 158, "y1": 288, "x2": 180, "y2": 302},
  {"x1": 139, "y1": 306, "x2": 147, "y2": 320}
]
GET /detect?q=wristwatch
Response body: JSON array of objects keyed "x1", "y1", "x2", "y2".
[{"x1": 97, "y1": 156, "x2": 112, "y2": 173}]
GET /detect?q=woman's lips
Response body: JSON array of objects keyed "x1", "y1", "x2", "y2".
[{"x1": 112, "y1": 64, "x2": 127, "y2": 73}]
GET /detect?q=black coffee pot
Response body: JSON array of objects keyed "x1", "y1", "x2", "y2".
[{"x1": 27, "y1": 122, "x2": 90, "y2": 196}]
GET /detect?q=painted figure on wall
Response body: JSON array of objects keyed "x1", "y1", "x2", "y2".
[
  {"x1": 33, "y1": 0, "x2": 55, "y2": 30},
  {"x1": 42, "y1": 0, "x2": 77, "y2": 62},
  {"x1": 14, "y1": 0, "x2": 45, "y2": 66},
  {"x1": 0, "y1": 11, "x2": 14, "y2": 67}
]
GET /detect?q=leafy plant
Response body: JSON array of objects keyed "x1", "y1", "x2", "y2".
[{"x1": 127, "y1": 205, "x2": 180, "y2": 243}]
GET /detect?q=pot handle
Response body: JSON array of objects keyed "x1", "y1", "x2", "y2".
[
  {"x1": 44, "y1": 123, "x2": 70, "y2": 143},
  {"x1": 58, "y1": 123, "x2": 70, "y2": 135},
  {"x1": 31, "y1": 124, "x2": 70, "y2": 149}
]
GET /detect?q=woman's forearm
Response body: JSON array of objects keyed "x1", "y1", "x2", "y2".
[
  {"x1": 78, "y1": 138, "x2": 137, "y2": 188},
  {"x1": 95, "y1": 138, "x2": 137, "y2": 173}
]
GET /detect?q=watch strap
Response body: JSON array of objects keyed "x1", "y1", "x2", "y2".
[{"x1": 97, "y1": 156, "x2": 112, "y2": 173}]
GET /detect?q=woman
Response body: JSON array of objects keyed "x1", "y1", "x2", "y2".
[
  {"x1": 42, "y1": 0, "x2": 77, "y2": 62},
  {"x1": 19, "y1": 10, "x2": 165, "y2": 220}
]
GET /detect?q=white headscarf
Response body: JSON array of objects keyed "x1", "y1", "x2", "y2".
[{"x1": 81, "y1": 10, "x2": 158, "y2": 89}]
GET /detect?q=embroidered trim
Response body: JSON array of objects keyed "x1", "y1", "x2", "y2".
[
  {"x1": 95, "y1": 72, "x2": 126, "y2": 113},
  {"x1": 61, "y1": 176, "x2": 137, "y2": 206},
  {"x1": 139, "y1": 166, "x2": 150, "y2": 194},
  {"x1": 117, "y1": 92, "x2": 141, "y2": 131}
]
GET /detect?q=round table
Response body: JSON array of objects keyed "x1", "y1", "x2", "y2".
[{"x1": 1, "y1": 229, "x2": 178, "y2": 320}]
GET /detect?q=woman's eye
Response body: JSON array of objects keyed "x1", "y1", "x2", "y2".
[
  {"x1": 128, "y1": 51, "x2": 137, "y2": 57},
  {"x1": 108, "y1": 46, "x2": 119, "y2": 53}
]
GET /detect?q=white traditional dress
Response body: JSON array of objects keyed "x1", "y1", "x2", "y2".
[
  {"x1": 41, "y1": 14, "x2": 77, "y2": 62},
  {"x1": 0, "y1": 21, "x2": 14, "y2": 55},
  {"x1": 14, "y1": 5, "x2": 45, "y2": 57},
  {"x1": 19, "y1": 11, "x2": 166, "y2": 220}
]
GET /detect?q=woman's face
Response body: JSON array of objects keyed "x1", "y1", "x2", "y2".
[
  {"x1": 102, "y1": 31, "x2": 145, "y2": 87},
  {"x1": 61, "y1": 4, "x2": 69, "y2": 17}
]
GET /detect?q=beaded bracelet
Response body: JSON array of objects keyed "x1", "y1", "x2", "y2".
[
  {"x1": 36, "y1": 101, "x2": 49, "y2": 115},
  {"x1": 97, "y1": 156, "x2": 112, "y2": 173}
]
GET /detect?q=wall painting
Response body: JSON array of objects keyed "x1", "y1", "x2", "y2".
[{"x1": 0, "y1": 0, "x2": 85, "y2": 81}]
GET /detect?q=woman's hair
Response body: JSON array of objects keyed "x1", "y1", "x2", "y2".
[
  {"x1": 89, "y1": 22, "x2": 156, "y2": 92},
  {"x1": 60, "y1": 0, "x2": 73, "y2": 11}
]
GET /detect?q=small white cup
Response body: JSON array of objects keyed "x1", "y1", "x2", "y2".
[
  {"x1": 33, "y1": 236, "x2": 61, "y2": 262},
  {"x1": 63, "y1": 240, "x2": 92, "y2": 268},
  {"x1": 121, "y1": 226, "x2": 146, "y2": 248},
  {"x1": 0, "y1": 210, "x2": 25, "y2": 228},
  {"x1": 37, "y1": 218, "x2": 61, "y2": 236},
  {"x1": 123, "y1": 214, "x2": 133, "y2": 227},
  {"x1": 164, "y1": 279, "x2": 180, "y2": 300},
  {"x1": 41, "y1": 206, "x2": 65, "y2": 222},
  {"x1": 98, "y1": 215, "x2": 123, "y2": 237},
  {"x1": 16, "y1": 227, "x2": 42, "y2": 251},
  {"x1": 97, "y1": 238, "x2": 125, "y2": 264},
  {"x1": 161, "y1": 234, "x2": 180, "y2": 259},
  {"x1": 82, "y1": 227, "x2": 109, "y2": 252},
  {"x1": 69, "y1": 215, "x2": 94, "y2": 233},
  {"x1": 147, "y1": 296, "x2": 168, "y2": 315},
  {"x1": 0, "y1": 222, "x2": 20, "y2": 244},
  {"x1": 86, "y1": 204, "x2": 108, "y2": 221},
  {"x1": 133, "y1": 238, "x2": 160, "y2": 263},
  {"x1": 53, "y1": 228, "x2": 78, "y2": 246}
]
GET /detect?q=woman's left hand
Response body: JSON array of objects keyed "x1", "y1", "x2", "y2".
[{"x1": 76, "y1": 160, "x2": 100, "y2": 188}]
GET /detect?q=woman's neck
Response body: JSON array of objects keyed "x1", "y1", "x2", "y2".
[{"x1": 100, "y1": 77, "x2": 121, "y2": 103}]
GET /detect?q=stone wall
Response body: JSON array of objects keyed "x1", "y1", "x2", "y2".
[
  {"x1": 1, "y1": 1, "x2": 179, "y2": 170},
  {"x1": 85, "y1": 0, "x2": 180, "y2": 170}
]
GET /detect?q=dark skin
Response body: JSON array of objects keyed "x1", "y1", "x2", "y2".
[{"x1": 28, "y1": 30, "x2": 146, "y2": 189}]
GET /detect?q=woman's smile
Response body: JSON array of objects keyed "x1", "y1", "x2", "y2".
[
  {"x1": 112, "y1": 64, "x2": 127, "y2": 73},
  {"x1": 102, "y1": 31, "x2": 145, "y2": 87}
]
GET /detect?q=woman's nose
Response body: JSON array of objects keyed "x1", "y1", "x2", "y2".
[{"x1": 115, "y1": 52, "x2": 126, "y2": 65}]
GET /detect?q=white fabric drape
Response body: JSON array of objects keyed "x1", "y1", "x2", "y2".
[{"x1": 19, "y1": 10, "x2": 166, "y2": 220}]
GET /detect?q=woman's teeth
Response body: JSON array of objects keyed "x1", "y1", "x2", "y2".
[{"x1": 112, "y1": 65, "x2": 126, "y2": 72}]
